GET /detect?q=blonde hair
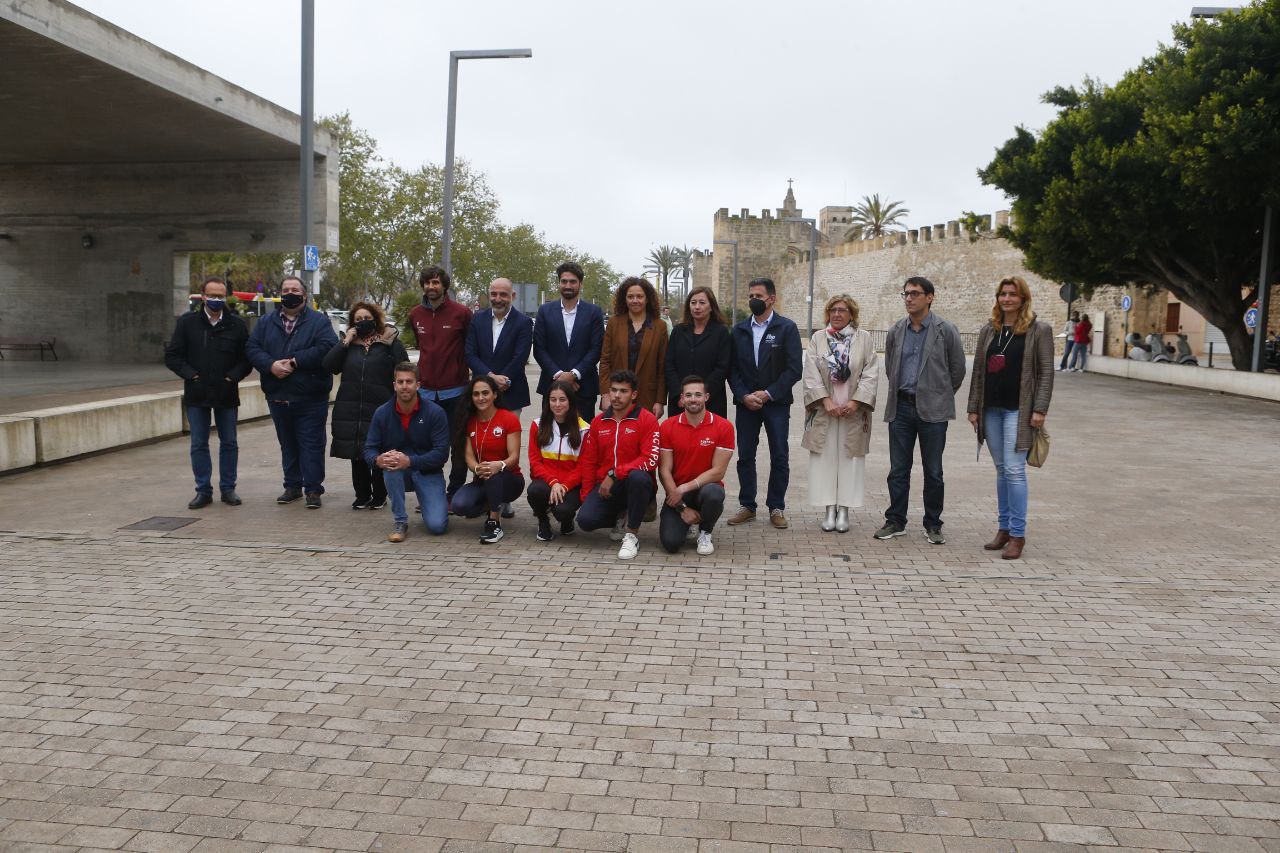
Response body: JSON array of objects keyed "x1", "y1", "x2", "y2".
[
  {"x1": 990, "y1": 276, "x2": 1034, "y2": 334},
  {"x1": 823, "y1": 294, "x2": 860, "y2": 329}
]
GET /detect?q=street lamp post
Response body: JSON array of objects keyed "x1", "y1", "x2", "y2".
[
  {"x1": 785, "y1": 216, "x2": 818, "y2": 341},
  {"x1": 712, "y1": 239, "x2": 739, "y2": 323},
  {"x1": 300, "y1": 0, "x2": 315, "y2": 294},
  {"x1": 441, "y1": 48, "x2": 532, "y2": 275}
]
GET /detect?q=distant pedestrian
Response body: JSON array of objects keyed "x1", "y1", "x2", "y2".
[
  {"x1": 323, "y1": 301, "x2": 408, "y2": 509},
  {"x1": 726, "y1": 277, "x2": 803, "y2": 530},
  {"x1": 1058, "y1": 311, "x2": 1079, "y2": 371},
  {"x1": 245, "y1": 276, "x2": 338, "y2": 508},
  {"x1": 660, "y1": 305, "x2": 674, "y2": 336},
  {"x1": 802, "y1": 295, "x2": 878, "y2": 534},
  {"x1": 599, "y1": 276, "x2": 667, "y2": 417},
  {"x1": 533, "y1": 261, "x2": 605, "y2": 416},
  {"x1": 664, "y1": 286, "x2": 731, "y2": 417},
  {"x1": 1068, "y1": 313, "x2": 1092, "y2": 371},
  {"x1": 164, "y1": 276, "x2": 251, "y2": 509},
  {"x1": 874, "y1": 276, "x2": 966, "y2": 544},
  {"x1": 967, "y1": 276, "x2": 1054, "y2": 560},
  {"x1": 408, "y1": 265, "x2": 473, "y2": 501}
]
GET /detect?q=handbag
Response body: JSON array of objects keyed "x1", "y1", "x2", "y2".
[{"x1": 1027, "y1": 426, "x2": 1050, "y2": 468}]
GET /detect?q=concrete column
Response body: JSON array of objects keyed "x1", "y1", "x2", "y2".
[{"x1": 172, "y1": 252, "x2": 190, "y2": 316}]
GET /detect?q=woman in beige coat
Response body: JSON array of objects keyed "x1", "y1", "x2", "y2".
[{"x1": 802, "y1": 294, "x2": 879, "y2": 532}]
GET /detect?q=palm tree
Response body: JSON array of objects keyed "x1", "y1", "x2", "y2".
[
  {"x1": 844, "y1": 194, "x2": 910, "y2": 241},
  {"x1": 645, "y1": 245, "x2": 683, "y2": 306},
  {"x1": 672, "y1": 245, "x2": 698, "y2": 309}
]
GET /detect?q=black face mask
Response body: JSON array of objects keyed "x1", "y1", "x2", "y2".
[
  {"x1": 749, "y1": 297, "x2": 768, "y2": 317},
  {"x1": 354, "y1": 319, "x2": 378, "y2": 337},
  {"x1": 280, "y1": 293, "x2": 305, "y2": 310}
]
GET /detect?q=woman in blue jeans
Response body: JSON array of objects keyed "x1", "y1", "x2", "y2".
[{"x1": 966, "y1": 276, "x2": 1054, "y2": 559}]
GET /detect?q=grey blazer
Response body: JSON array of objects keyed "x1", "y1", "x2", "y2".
[{"x1": 882, "y1": 312, "x2": 967, "y2": 423}]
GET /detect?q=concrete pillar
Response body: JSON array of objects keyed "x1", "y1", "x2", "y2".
[
  {"x1": 909, "y1": 229, "x2": 918, "y2": 244},
  {"x1": 947, "y1": 221, "x2": 960, "y2": 239},
  {"x1": 995, "y1": 210, "x2": 1010, "y2": 229},
  {"x1": 172, "y1": 252, "x2": 190, "y2": 315},
  {"x1": 934, "y1": 224, "x2": 946, "y2": 241}
]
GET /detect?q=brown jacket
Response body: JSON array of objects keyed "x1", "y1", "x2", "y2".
[
  {"x1": 967, "y1": 317, "x2": 1054, "y2": 452},
  {"x1": 599, "y1": 314, "x2": 668, "y2": 411},
  {"x1": 801, "y1": 327, "x2": 879, "y2": 458}
]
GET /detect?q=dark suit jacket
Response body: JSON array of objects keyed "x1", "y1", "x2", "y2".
[
  {"x1": 532, "y1": 299, "x2": 605, "y2": 400},
  {"x1": 465, "y1": 308, "x2": 533, "y2": 410},
  {"x1": 728, "y1": 312, "x2": 803, "y2": 407}
]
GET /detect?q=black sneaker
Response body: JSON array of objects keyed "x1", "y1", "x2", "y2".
[
  {"x1": 480, "y1": 519, "x2": 503, "y2": 544},
  {"x1": 304, "y1": 492, "x2": 322, "y2": 509},
  {"x1": 188, "y1": 492, "x2": 212, "y2": 510},
  {"x1": 220, "y1": 490, "x2": 242, "y2": 506},
  {"x1": 873, "y1": 522, "x2": 906, "y2": 540},
  {"x1": 501, "y1": 502, "x2": 515, "y2": 519},
  {"x1": 560, "y1": 518, "x2": 576, "y2": 537},
  {"x1": 536, "y1": 516, "x2": 554, "y2": 542},
  {"x1": 277, "y1": 488, "x2": 303, "y2": 504},
  {"x1": 351, "y1": 497, "x2": 372, "y2": 510},
  {"x1": 925, "y1": 527, "x2": 947, "y2": 545},
  {"x1": 367, "y1": 498, "x2": 387, "y2": 510}
]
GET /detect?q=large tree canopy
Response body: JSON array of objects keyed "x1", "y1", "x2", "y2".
[{"x1": 979, "y1": 0, "x2": 1280, "y2": 369}]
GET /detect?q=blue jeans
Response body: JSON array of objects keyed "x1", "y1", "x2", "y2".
[
  {"x1": 735, "y1": 403, "x2": 790, "y2": 511},
  {"x1": 983, "y1": 408, "x2": 1028, "y2": 537},
  {"x1": 1068, "y1": 341, "x2": 1088, "y2": 370},
  {"x1": 187, "y1": 406, "x2": 238, "y2": 495},
  {"x1": 267, "y1": 399, "x2": 328, "y2": 493},
  {"x1": 384, "y1": 468, "x2": 448, "y2": 534},
  {"x1": 1059, "y1": 340, "x2": 1075, "y2": 370},
  {"x1": 885, "y1": 397, "x2": 948, "y2": 530}
]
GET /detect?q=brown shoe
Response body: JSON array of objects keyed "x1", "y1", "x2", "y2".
[
  {"x1": 984, "y1": 529, "x2": 1011, "y2": 551},
  {"x1": 388, "y1": 522, "x2": 408, "y2": 543},
  {"x1": 727, "y1": 507, "x2": 756, "y2": 525},
  {"x1": 1001, "y1": 536, "x2": 1025, "y2": 560},
  {"x1": 769, "y1": 509, "x2": 789, "y2": 529}
]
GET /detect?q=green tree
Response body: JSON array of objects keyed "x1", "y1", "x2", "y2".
[
  {"x1": 317, "y1": 112, "x2": 388, "y2": 310},
  {"x1": 645, "y1": 245, "x2": 683, "y2": 306},
  {"x1": 844, "y1": 194, "x2": 910, "y2": 240},
  {"x1": 979, "y1": 1, "x2": 1280, "y2": 370}
]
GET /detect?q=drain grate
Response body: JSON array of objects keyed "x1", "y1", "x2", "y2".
[{"x1": 118, "y1": 516, "x2": 199, "y2": 532}]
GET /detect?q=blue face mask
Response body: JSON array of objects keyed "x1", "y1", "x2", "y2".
[{"x1": 204, "y1": 298, "x2": 226, "y2": 314}]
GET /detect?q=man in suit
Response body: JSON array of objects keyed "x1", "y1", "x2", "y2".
[
  {"x1": 465, "y1": 277, "x2": 533, "y2": 413},
  {"x1": 532, "y1": 261, "x2": 605, "y2": 415},
  {"x1": 726, "y1": 277, "x2": 803, "y2": 529}
]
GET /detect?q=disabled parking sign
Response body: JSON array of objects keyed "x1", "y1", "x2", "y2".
[
  {"x1": 1121, "y1": 295, "x2": 1132, "y2": 312},
  {"x1": 1245, "y1": 307, "x2": 1259, "y2": 329},
  {"x1": 303, "y1": 244, "x2": 320, "y2": 272}
]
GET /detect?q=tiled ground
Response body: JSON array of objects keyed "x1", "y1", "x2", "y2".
[{"x1": 1, "y1": 369, "x2": 1279, "y2": 852}]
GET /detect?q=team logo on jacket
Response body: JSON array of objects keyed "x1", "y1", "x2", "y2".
[
  {"x1": 493, "y1": 426, "x2": 504, "y2": 436},
  {"x1": 624, "y1": 427, "x2": 635, "y2": 435},
  {"x1": 699, "y1": 437, "x2": 714, "y2": 447},
  {"x1": 765, "y1": 334, "x2": 777, "y2": 344}
]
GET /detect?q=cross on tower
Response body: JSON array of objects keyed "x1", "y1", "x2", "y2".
[{"x1": 787, "y1": 178, "x2": 794, "y2": 189}]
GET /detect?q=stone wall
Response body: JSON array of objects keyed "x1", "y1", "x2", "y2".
[{"x1": 711, "y1": 207, "x2": 804, "y2": 318}]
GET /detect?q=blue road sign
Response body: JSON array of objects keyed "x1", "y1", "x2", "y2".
[
  {"x1": 303, "y1": 244, "x2": 320, "y2": 272},
  {"x1": 1245, "y1": 307, "x2": 1259, "y2": 329},
  {"x1": 1121, "y1": 295, "x2": 1132, "y2": 312}
]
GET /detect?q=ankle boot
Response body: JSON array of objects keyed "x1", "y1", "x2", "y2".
[
  {"x1": 821, "y1": 506, "x2": 837, "y2": 532},
  {"x1": 834, "y1": 506, "x2": 849, "y2": 532},
  {"x1": 984, "y1": 529, "x2": 1011, "y2": 551},
  {"x1": 1001, "y1": 536, "x2": 1025, "y2": 559}
]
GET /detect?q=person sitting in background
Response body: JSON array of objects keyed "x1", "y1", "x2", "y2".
[
  {"x1": 449, "y1": 376, "x2": 525, "y2": 544},
  {"x1": 526, "y1": 381, "x2": 591, "y2": 542}
]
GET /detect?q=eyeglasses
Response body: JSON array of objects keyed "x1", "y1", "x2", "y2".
[{"x1": 901, "y1": 290, "x2": 926, "y2": 299}]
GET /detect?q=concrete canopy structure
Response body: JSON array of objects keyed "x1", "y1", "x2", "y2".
[{"x1": 0, "y1": 0, "x2": 339, "y2": 361}]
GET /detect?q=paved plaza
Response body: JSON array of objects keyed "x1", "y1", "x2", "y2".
[{"x1": 1, "y1": 370, "x2": 1279, "y2": 852}]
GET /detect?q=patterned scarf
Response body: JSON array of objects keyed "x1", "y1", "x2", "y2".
[{"x1": 825, "y1": 325, "x2": 854, "y2": 383}]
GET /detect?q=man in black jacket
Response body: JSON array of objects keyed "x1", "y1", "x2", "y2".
[{"x1": 164, "y1": 277, "x2": 252, "y2": 508}]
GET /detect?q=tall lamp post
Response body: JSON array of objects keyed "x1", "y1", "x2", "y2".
[
  {"x1": 785, "y1": 216, "x2": 818, "y2": 341},
  {"x1": 713, "y1": 239, "x2": 739, "y2": 323},
  {"x1": 441, "y1": 48, "x2": 532, "y2": 275},
  {"x1": 300, "y1": 0, "x2": 315, "y2": 294}
]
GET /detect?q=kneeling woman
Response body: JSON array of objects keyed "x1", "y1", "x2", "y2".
[
  {"x1": 966, "y1": 276, "x2": 1054, "y2": 559},
  {"x1": 527, "y1": 380, "x2": 591, "y2": 542},
  {"x1": 451, "y1": 376, "x2": 525, "y2": 543}
]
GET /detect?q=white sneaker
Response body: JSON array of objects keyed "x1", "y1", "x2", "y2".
[
  {"x1": 696, "y1": 530, "x2": 714, "y2": 556},
  {"x1": 618, "y1": 532, "x2": 640, "y2": 560},
  {"x1": 610, "y1": 518, "x2": 626, "y2": 542}
]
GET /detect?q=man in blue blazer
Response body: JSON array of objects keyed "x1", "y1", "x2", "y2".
[
  {"x1": 532, "y1": 261, "x2": 605, "y2": 414},
  {"x1": 726, "y1": 277, "x2": 803, "y2": 529},
  {"x1": 465, "y1": 278, "x2": 533, "y2": 412}
]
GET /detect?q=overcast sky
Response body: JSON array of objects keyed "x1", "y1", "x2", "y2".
[{"x1": 77, "y1": 0, "x2": 1203, "y2": 274}]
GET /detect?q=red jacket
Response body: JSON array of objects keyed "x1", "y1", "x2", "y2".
[
  {"x1": 1073, "y1": 319, "x2": 1092, "y2": 345},
  {"x1": 579, "y1": 405, "x2": 660, "y2": 499},
  {"x1": 528, "y1": 417, "x2": 590, "y2": 490},
  {"x1": 409, "y1": 297, "x2": 472, "y2": 390}
]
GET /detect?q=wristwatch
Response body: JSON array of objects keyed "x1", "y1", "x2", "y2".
[
  {"x1": 676, "y1": 502, "x2": 688, "y2": 512},
  {"x1": 606, "y1": 469, "x2": 615, "y2": 480}
]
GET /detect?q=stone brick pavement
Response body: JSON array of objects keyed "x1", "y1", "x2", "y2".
[{"x1": 1, "y1": 371, "x2": 1279, "y2": 852}]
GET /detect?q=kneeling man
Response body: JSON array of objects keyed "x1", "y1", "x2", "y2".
[
  {"x1": 658, "y1": 376, "x2": 735, "y2": 555},
  {"x1": 365, "y1": 362, "x2": 451, "y2": 542}
]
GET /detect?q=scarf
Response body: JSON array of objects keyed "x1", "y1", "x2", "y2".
[{"x1": 825, "y1": 325, "x2": 854, "y2": 384}]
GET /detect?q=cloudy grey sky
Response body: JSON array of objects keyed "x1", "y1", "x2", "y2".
[{"x1": 77, "y1": 0, "x2": 1201, "y2": 274}]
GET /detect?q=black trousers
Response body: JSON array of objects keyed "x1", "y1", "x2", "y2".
[
  {"x1": 350, "y1": 458, "x2": 387, "y2": 503},
  {"x1": 658, "y1": 484, "x2": 726, "y2": 553},
  {"x1": 526, "y1": 479, "x2": 583, "y2": 524},
  {"x1": 577, "y1": 469, "x2": 656, "y2": 533},
  {"x1": 433, "y1": 394, "x2": 469, "y2": 495},
  {"x1": 451, "y1": 469, "x2": 525, "y2": 518}
]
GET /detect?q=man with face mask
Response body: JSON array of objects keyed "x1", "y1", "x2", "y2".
[
  {"x1": 246, "y1": 275, "x2": 339, "y2": 508},
  {"x1": 726, "y1": 277, "x2": 803, "y2": 529},
  {"x1": 164, "y1": 276, "x2": 251, "y2": 509}
]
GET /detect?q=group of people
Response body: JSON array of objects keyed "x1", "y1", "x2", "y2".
[
  {"x1": 1058, "y1": 310, "x2": 1093, "y2": 372},
  {"x1": 164, "y1": 263, "x2": 1054, "y2": 560}
]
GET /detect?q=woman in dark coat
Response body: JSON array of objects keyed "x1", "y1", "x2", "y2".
[
  {"x1": 323, "y1": 300, "x2": 408, "y2": 509},
  {"x1": 664, "y1": 286, "x2": 731, "y2": 416}
]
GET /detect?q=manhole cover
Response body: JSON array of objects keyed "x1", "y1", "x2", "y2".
[{"x1": 119, "y1": 516, "x2": 199, "y2": 532}]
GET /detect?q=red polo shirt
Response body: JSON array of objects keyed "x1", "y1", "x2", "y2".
[
  {"x1": 396, "y1": 396, "x2": 420, "y2": 433},
  {"x1": 659, "y1": 410, "x2": 735, "y2": 486},
  {"x1": 466, "y1": 408, "x2": 522, "y2": 474}
]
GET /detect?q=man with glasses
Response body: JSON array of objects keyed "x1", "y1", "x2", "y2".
[
  {"x1": 874, "y1": 276, "x2": 966, "y2": 544},
  {"x1": 533, "y1": 261, "x2": 604, "y2": 415}
]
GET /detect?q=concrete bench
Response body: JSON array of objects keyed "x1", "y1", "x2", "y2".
[{"x1": 0, "y1": 336, "x2": 59, "y2": 361}]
